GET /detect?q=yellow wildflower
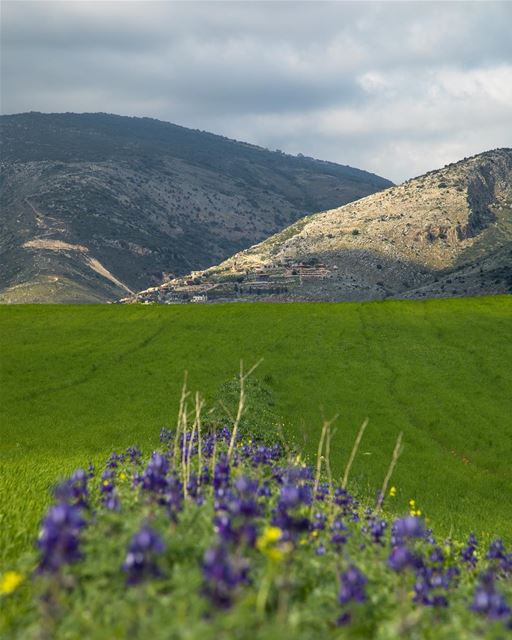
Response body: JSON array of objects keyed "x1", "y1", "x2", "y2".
[
  {"x1": 258, "y1": 526, "x2": 282, "y2": 546},
  {"x1": 265, "y1": 547, "x2": 285, "y2": 562},
  {"x1": 1, "y1": 571, "x2": 23, "y2": 595},
  {"x1": 256, "y1": 526, "x2": 291, "y2": 563},
  {"x1": 389, "y1": 486, "x2": 396, "y2": 497},
  {"x1": 119, "y1": 472, "x2": 127, "y2": 481}
]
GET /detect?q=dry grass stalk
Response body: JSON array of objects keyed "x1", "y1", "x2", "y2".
[
  {"x1": 186, "y1": 394, "x2": 203, "y2": 492},
  {"x1": 376, "y1": 432, "x2": 403, "y2": 511},
  {"x1": 181, "y1": 401, "x2": 189, "y2": 499},
  {"x1": 174, "y1": 371, "x2": 189, "y2": 468},
  {"x1": 341, "y1": 418, "x2": 369, "y2": 490},
  {"x1": 312, "y1": 415, "x2": 337, "y2": 502},
  {"x1": 227, "y1": 358, "x2": 263, "y2": 462},
  {"x1": 324, "y1": 426, "x2": 337, "y2": 500},
  {"x1": 196, "y1": 392, "x2": 203, "y2": 481}
]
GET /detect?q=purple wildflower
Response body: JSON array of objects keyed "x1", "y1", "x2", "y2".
[
  {"x1": 122, "y1": 525, "x2": 165, "y2": 585},
  {"x1": 38, "y1": 503, "x2": 86, "y2": 573},
  {"x1": 470, "y1": 570, "x2": 511, "y2": 620},
  {"x1": 336, "y1": 565, "x2": 367, "y2": 625},
  {"x1": 202, "y1": 545, "x2": 249, "y2": 608},
  {"x1": 53, "y1": 469, "x2": 89, "y2": 509},
  {"x1": 461, "y1": 533, "x2": 478, "y2": 567},
  {"x1": 339, "y1": 565, "x2": 367, "y2": 604},
  {"x1": 388, "y1": 545, "x2": 415, "y2": 572},
  {"x1": 392, "y1": 516, "x2": 425, "y2": 543}
]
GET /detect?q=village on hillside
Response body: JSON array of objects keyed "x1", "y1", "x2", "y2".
[{"x1": 120, "y1": 259, "x2": 336, "y2": 304}]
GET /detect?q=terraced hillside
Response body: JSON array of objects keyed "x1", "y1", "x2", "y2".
[
  {"x1": 132, "y1": 149, "x2": 512, "y2": 303},
  {"x1": 0, "y1": 112, "x2": 392, "y2": 303}
]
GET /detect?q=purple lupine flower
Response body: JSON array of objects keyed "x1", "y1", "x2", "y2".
[
  {"x1": 470, "y1": 570, "x2": 511, "y2": 620},
  {"x1": 486, "y1": 539, "x2": 512, "y2": 576},
  {"x1": 335, "y1": 564, "x2": 367, "y2": 630},
  {"x1": 330, "y1": 519, "x2": 349, "y2": 551},
  {"x1": 279, "y1": 484, "x2": 311, "y2": 509},
  {"x1": 338, "y1": 565, "x2": 367, "y2": 618},
  {"x1": 164, "y1": 472, "x2": 183, "y2": 521},
  {"x1": 429, "y1": 547, "x2": 445, "y2": 564},
  {"x1": 54, "y1": 469, "x2": 89, "y2": 508},
  {"x1": 272, "y1": 508, "x2": 309, "y2": 540},
  {"x1": 311, "y1": 511, "x2": 326, "y2": 532},
  {"x1": 413, "y1": 565, "x2": 453, "y2": 607},
  {"x1": 159, "y1": 427, "x2": 173, "y2": 446},
  {"x1": 461, "y1": 533, "x2": 478, "y2": 566},
  {"x1": 200, "y1": 465, "x2": 211, "y2": 487},
  {"x1": 257, "y1": 482, "x2": 272, "y2": 498},
  {"x1": 392, "y1": 516, "x2": 425, "y2": 542},
  {"x1": 101, "y1": 469, "x2": 120, "y2": 510},
  {"x1": 315, "y1": 482, "x2": 329, "y2": 502},
  {"x1": 388, "y1": 545, "x2": 415, "y2": 572},
  {"x1": 122, "y1": 525, "x2": 165, "y2": 585},
  {"x1": 213, "y1": 454, "x2": 231, "y2": 494},
  {"x1": 106, "y1": 451, "x2": 123, "y2": 469},
  {"x1": 202, "y1": 545, "x2": 249, "y2": 608},
  {"x1": 38, "y1": 503, "x2": 86, "y2": 573},
  {"x1": 214, "y1": 476, "x2": 260, "y2": 548},
  {"x1": 487, "y1": 539, "x2": 506, "y2": 560},
  {"x1": 362, "y1": 514, "x2": 387, "y2": 545},
  {"x1": 140, "y1": 452, "x2": 169, "y2": 494},
  {"x1": 126, "y1": 446, "x2": 143, "y2": 465}
]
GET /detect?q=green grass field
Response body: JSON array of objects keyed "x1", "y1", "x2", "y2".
[{"x1": 1, "y1": 297, "x2": 512, "y2": 571}]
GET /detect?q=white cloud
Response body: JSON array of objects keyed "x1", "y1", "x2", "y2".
[{"x1": 1, "y1": 0, "x2": 511, "y2": 182}]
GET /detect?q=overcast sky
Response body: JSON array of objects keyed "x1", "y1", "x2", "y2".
[{"x1": 2, "y1": 1, "x2": 511, "y2": 182}]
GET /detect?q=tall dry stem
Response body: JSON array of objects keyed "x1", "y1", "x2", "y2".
[
  {"x1": 227, "y1": 359, "x2": 263, "y2": 462},
  {"x1": 186, "y1": 394, "x2": 203, "y2": 491},
  {"x1": 376, "y1": 432, "x2": 403, "y2": 511},
  {"x1": 174, "y1": 371, "x2": 189, "y2": 468},
  {"x1": 196, "y1": 392, "x2": 203, "y2": 480},
  {"x1": 324, "y1": 426, "x2": 336, "y2": 500},
  {"x1": 312, "y1": 416, "x2": 337, "y2": 502},
  {"x1": 341, "y1": 418, "x2": 369, "y2": 490},
  {"x1": 181, "y1": 401, "x2": 189, "y2": 499}
]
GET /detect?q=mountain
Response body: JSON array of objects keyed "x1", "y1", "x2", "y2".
[
  {"x1": 0, "y1": 112, "x2": 392, "y2": 302},
  {"x1": 128, "y1": 149, "x2": 512, "y2": 303}
]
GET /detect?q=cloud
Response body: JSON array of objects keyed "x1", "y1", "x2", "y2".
[{"x1": 1, "y1": 0, "x2": 511, "y2": 182}]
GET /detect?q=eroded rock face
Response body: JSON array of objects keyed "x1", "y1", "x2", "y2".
[{"x1": 128, "y1": 148, "x2": 512, "y2": 304}]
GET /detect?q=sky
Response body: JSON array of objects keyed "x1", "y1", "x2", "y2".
[{"x1": 1, "y1": 0, "x2": 512, "y2": 182}]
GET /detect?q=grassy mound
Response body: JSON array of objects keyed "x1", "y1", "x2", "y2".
[
  {"x1": 1, "y1": 297, "x2": 511, "y2": 574},
  {"x1": 2, "y1": 415, "x2": 511, "y2": 639}
]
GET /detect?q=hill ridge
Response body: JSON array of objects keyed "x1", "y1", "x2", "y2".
[
  {"x1": 126, "y1": 148, "x2": 512, "y2": 303},
  {"x1": 0, "y1": 112, "x2": 392, "y2": 303}
]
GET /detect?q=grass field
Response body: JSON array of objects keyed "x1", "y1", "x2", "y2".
[{"x1": 1, "y1": 296, "x2": 512, "y2": 572}]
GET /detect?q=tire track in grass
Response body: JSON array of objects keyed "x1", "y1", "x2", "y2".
[{"x1": 9, "y1": 322, "x2": 167, "y2": 403}]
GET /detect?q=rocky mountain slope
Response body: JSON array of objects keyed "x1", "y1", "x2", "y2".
[
  {"x1": 129, "y1": 149, "x2": 512, "y2": 303},
  {"x1": 0, "y1": 112, "x2": 392, "y2": 302}
]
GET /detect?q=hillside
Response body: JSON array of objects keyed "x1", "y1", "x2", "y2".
[
  {"x1": 132, "y1": 149, "x2": 512, "y2": 303},
  {"x1": 0, "y1": 112, "x2": 392, "y2": 303}
]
